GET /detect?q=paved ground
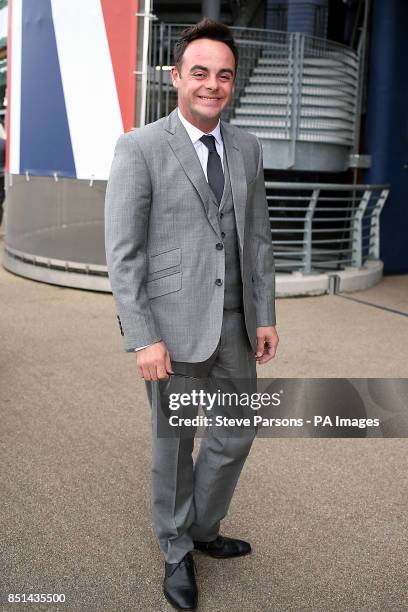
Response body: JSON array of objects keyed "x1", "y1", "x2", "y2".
[{"x1": 1, "y1": 238, "x2": 408, "y2": 611}]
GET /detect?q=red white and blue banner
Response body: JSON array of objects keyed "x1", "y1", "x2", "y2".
[{"x1": 6, "y1": 0, "x2": 138, "y2": 180}]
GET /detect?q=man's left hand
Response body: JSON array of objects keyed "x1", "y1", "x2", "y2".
[{"x1": 255, "y1": 326, "x2": 279, "y2": 364}]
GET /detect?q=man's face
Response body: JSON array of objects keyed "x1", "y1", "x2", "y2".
[{"x1": 171, "y1": 38, "x2": 236, "y2": 131}]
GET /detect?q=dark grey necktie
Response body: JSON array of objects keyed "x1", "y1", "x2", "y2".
[{"x1": 200, "y1": 135, "x2": 224, "y2": 205}]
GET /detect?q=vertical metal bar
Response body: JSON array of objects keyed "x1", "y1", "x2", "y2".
[
  {"x1": 288, "y1": 32, "x2": 295, "y2": 166},
  {"x1": 134, "y1": 1, "x2": 149, "y2": 128},
  {"x1": 156, "y1": 21, "x2": 165, "y2": 121},
  {"x1": 134, "y1": 8, "x2": 141, "y2": 128},
  {"x1": 285, "y1": 32, "x2": 292, "y2": 141},
  {"x1": 351, "y1": 189, "x2": 371, "y2": 267},
  {"x1": 165, "y1": 24, "x2": 172, "y2": 116},
  {"x1": 153, "y1": 21, "x2": 158, "y2": 122},
  {"x1": 368, "y1": 189, "x2": 389, "y2": 260},
  {"x1": 352, "y1": 0, "x2": 371, "y2": 155},
  {"x1": 298, "y1": 32, "x2": 305, "y2": 144},
  {"x1": 303, "y1": 189, "x2": 319, "y2": 273},
  {"x1": 146, "y1": 20, "x2": 154, "y2": 123},
  {"x1": 202, "y1": 0, "x2": 221, "y2": 21},
  {"x1": 139, "y1": 0, "x2": 151, "y2": 127},
  {"x1": 289, "y1": 32, "x2": 303, "y2": 169}
]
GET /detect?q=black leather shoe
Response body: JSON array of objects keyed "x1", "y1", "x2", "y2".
[
  {"x1": 163, "y1": 552, "x2": 198, "y2": 611},
  {"x1": 193, "y1": 535, "x2": 251, "y2": 559}
]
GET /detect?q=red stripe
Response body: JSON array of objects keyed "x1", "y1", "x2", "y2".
[
  {"x1": 5, "y1": 0, "x2": 13, "y2": 171},
  {"x1": 100, "y1": 0, "x2": 138, "y2": 132}
]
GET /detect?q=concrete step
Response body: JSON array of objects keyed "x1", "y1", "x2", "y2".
[
  {"x1": 240, "y1": 95, "x2": 293, "y2": 106},
  {"x1": 235, "y1": 106, "x2": 290, "y2": 117},
  {"x1": 240, "y1": 95, "x2": 355, "y2": 109},
  {"x1": 257, "y1": 63, "x2": 355, "y2": 75},
  {"x1": 231, "y1": 117, "x2": 354, "y2": 132},
  {"x1": 233, "y1": 128, "x2": 353, "y2": 145},
  {"x1": 257, "y1": 57, "x2": 291, "y2": 66},
  {"x1": 262, "y1": 49, "x2": 358, "y2": 62},
  {"x1": 253, "y1": 66, "x2": 293, "y2": 76},
  {"x1": 302, "y1": 64, "x2": 358, "y2": 78},
  {"x1": 258, "y1": 56, "x2": 358, "y2": 72},
  {"x1": 231, "y1": 118, "x2": 290, "y2": 129},
  {"x1": 244, "y1": 84, "x2": 355, "y2": 98},
  {"x1": 235, "y1": 106, "x2": 353, "y2": 121},
  {"x1": 298, "y1": 132, "x2": 353, "y2": 145},
  {"x1": 248, "y1": 75, "x2": 356, "y2": 92},
  {"x1": 253, "y1": 66, "x2": 357, "y2": 83}
]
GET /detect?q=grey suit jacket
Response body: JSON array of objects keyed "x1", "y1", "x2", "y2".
[{"x1": 104, "y1": 108, "x2": 275, "y2": 362}]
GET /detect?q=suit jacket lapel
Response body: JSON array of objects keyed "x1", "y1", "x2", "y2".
[
  {"x1": 164, "y1": 109, "x2": 221, "y2": 238},
  {"x1": 220, "y1": 121, "x2": 247, "y2": 250}
]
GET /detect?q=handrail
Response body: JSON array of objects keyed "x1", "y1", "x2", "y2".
[
  {"x1": 265, "y1": 182, "x2": 390, "y2": 190},
  {"x1": 160, "y1": 23, "x2": 357, "y2": 53},
  {"x1": 146, "y1": 22, "x2": 361, "y2": 156},
  {"x1": 265, "y1": 183, "x2": 389, "y2": 273}
]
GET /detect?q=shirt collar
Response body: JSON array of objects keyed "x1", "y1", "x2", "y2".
[{"x1": 177, "y1": 107, "x2": 222, "y2": 146}]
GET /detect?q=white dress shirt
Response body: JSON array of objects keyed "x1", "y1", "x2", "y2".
[
  {"x1": 135, "y1": 108, "x2": 224, "y2": 352},
  {"x1": 177, "y1": 107, "x2": 224, "y2": 176}
]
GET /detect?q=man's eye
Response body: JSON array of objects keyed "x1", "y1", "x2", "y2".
[{"x1": 193, "y1": 73, "x2": 205, "y2": 78}]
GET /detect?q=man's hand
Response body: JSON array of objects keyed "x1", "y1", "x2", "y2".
[
  {"x1": 136, "y1": 341, "x2": 174, "y2": 381},
  {"x1": 255, "y1": 326, "x2": 279, "y2": 365}
]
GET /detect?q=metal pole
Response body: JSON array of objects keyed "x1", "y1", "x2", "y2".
[
  {"x1": 165, "y1": 24, "x2": 172, "y2": 117},
  {"x1": 139, "y1": 0, "x2": 151, "y2": 127},
  {"x1": 201, "y1": 0, "x2": 221, "y2": 21},
  {"x1": 351, "y1": 189, "x2": 371, "y2": 268},
  {"x1": 368, "y1": 189, "x2": 389, "y2": 260},
  {"x1": 352, "y1": 0, "x2": 371, "y2": 156},
  {"x1": 146, "y1": 19, "x2": 155, "y2": 124},
  {"x1": 303, "y1": 189, "x2": 319, "y2": 273},
  {"x1": 157, "y1": 22, "x2": 165, "y2": 121},
  {"x1": 289, "y1": 32, "x2": 303, "y2": 169}
]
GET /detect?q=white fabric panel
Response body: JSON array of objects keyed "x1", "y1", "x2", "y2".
[
  {"x1": 0, "y1": 6, "x2": 8, "y2": 41},
  {"x1": 50, "y1": 0, "x2": 124, "y2": 180},
  {"x1": 9, "y1": 0, "x2": 22, "y2": 174}
]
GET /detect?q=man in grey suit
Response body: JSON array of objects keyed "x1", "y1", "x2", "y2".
[{"x1": 105, "y1": 19, "x2": 279, "y2": 611}]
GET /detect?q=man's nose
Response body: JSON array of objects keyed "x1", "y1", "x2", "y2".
[{"x1": 205, "y1": 74, "x2": 218, "y2": 90}]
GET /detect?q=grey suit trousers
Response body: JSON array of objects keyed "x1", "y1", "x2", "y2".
[{"x1": 146, "y1": 310, "x2": 257, "y2": 563}]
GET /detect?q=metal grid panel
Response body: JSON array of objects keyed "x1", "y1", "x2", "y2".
[
  {"x1": 147, "y1": 24, "x2": 361, "y2": 152},
  {"x1": 265, "y1": 183, "x2": 390, "y2": 273}
]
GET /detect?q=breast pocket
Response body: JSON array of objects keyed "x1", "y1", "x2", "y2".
[{"x1": 146, "y1": 247, "x2": 182, "y2": 299}]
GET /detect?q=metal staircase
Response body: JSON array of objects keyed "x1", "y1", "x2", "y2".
[
  {"x1": 147, "y1": 24, "x2": 361, "y2": 172},
  {"x1": 234, "y1": 54, "x2": 357, "y2": 145},
  {"x1": 229, "y1": 40, "x2": 359, "y2": 170}
]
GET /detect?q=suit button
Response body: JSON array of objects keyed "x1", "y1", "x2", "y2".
[
  {"x1": 220, "y1": 212, "x2": 224, "y2": 219},
  {"x1": 215, "y1": 278, "x2": 223, "y2": 286},
  {"x1": 221, "y1": 231, "x2": 226, "y2": 238},
  {"x1": 216, "y1": 242, "x2": 224, "y2": 250}
]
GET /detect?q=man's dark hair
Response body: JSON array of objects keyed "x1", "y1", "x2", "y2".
[{"x1": 173, "y1": 18, "x2": 238, "y2": 74}]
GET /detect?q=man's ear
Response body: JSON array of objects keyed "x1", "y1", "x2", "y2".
[{"x1": 171, "y1": 65, "x2": 180, "y2": 88}]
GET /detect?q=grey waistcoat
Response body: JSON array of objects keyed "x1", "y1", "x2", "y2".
[{"x1": 211, "y1": 152, "x2": 243, "y2": 311}]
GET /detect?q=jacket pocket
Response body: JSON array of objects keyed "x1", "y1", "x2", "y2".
[
  {"x1": 146, "y1": 272, "x2": 182, "y2": 299},
  {"x1": 146, "y1": 247, "x2": 182, "y2": 298},
  {"x1": 147, "y1": 247, "x2": 181, "y2": 281}
]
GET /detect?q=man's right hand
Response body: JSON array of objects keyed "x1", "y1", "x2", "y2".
[{"x1": 136, "y1": 341, "x2": 174, "y2": 381}]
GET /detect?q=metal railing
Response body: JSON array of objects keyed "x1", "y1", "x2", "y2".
[
  {"x1": 266, "y1": 183, "x2": 389, "y2": 273},
  {"x1": 267, "y1": 1, "x2": 329, "y2": 39},
  {"x1": 146, "y1": 23, "x2": 360, "y2": 153}
]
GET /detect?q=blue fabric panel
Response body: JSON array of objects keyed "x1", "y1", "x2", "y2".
[{"x1": 20, "y1": 0, "x2": 76, "y2": 177}]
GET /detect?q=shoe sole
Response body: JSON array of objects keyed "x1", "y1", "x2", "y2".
[
  {"x1": 194, "y1": 548, "x2": 252, "y2": 559},
  {"x1": 163, "y1": 588, "x2": 198, "y2": 611}
]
